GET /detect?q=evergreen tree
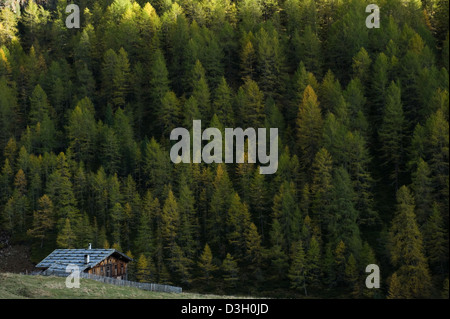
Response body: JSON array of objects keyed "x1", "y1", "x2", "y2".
[
  {"x1": 191, "y1": 60, "x2": 211, "y2": 120},
  {"x1": 305, "y1": 235, "x2": 321, "y2": 291},
  {"x1": 296, "y1": 85, "x2": 323, "y2": 167},
  {"x1": 378, "y1": 81, "x2": 405, "y2": 191},
  {"x1": 198, "y1": 243, "x2": 218, "y2": 287},
  {"x1": 268, "y1": 218, "x2": 289, "y2": 282},
  {"x1": 411, "y1": 158, "x2": 433, "y2": 224},
  {"x1": 423, "y1": 203, "x2": 448, "y2": 275},
  {"x1": 27, "y1": 194, "x2": 55, "y2": 248},
  {"x1": 388, "y1": 186, "x2": 432, "y2": 298},
  {"x1": 57, "y1": 218, "x2": 77, "y2": 249},
  {"x1": 236, "y1": 78, "x2": 265, "y2": 128},
  {"x1": 387, "y1": 272, "x2": 403, "y2": 299},
  {"x1": 136, "y1": 254, "x2": 154, "y2": 283},
  {"x1": 226, "y1": 192, "x2": 251, "y2": 259},
  {"x1": 159, "y1": 91, "x2": 181, "y2": 137},
  {"x1": 213, "y1": 77, "x2": 234, "y2": 127},
  {"x1": 208, "y1": 164, "x2": 233, "y2": 254},
  {"x1": 272, "y1": 181, "x2": 301, "y2": 252},
  {"x1": 222, "y1": 253, "x2": 239, "y2": 289},
  {"x1": 310, "y1": 147, "x2": 333, "y2": 228},
  {"x1": 67, "y1": 98, "x2": 97, "y2": 167},
  {"x1": 327, "y1": 167, "x2": 362, "y2": 256},
  {"x1": 288, "y1": 240, "x2": 307, "y2": 295},
  {"x1": 345, "y1": 253, "x2": 359, "y2": 296},
  {"x1": 161, "y1": 188, "x2": 180, "y2": 250}
]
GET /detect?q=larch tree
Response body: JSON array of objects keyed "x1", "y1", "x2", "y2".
[
  {"x1": 27, "y1": 194, "x2": 55, "y2": 248},
  {"x1": 296, "y1": 85, "x2": 323, "y2": 167},
  {"x1": 388, "y1": 185, "x2": 432, "y2": 298},
  {"x1": 288, "y1": 240, "x2": 307, "y2": 295},
  {"x1": 378, "y1": 81, "x2": 405, "y2": 191}
]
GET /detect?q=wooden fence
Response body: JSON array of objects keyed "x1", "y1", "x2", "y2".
[{"x1": 31, "y1": 269, "x2": 182, "y2": 294}]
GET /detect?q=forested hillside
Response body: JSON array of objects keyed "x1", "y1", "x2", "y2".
[{"x1": 0, "y1": 0, "x2": 448, "y2": 298}]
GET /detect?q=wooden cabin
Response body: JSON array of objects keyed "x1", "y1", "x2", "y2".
[{"x1": 35, "y1": 245, "x2": 132, "y2": 280}]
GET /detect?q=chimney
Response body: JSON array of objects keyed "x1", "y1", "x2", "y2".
[{"x1": 84, "y1": 254, "x2": 90, "y2": 264}]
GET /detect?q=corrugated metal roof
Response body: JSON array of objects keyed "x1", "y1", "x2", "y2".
[{"x1": 35, "y1": 249, "x2": 132, "y2": 272}]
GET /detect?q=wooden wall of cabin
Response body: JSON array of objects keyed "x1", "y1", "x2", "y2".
[{"x1": 87, "y1": 256, "x2": 128, "y2": 280}]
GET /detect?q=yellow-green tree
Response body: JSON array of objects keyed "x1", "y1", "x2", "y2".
[{"x1": 388, "y1": 186, "x2": 432, "y2": 298}]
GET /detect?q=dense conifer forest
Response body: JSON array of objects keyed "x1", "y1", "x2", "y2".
[{"x1": 0, "y1": 0, "x2": 448, "y2": 298}]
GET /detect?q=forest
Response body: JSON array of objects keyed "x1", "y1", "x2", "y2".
[{"x1": 0, "y1": 0, "x2": 448, "y2": 298}]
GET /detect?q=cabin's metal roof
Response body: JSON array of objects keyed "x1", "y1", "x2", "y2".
[{"x1": 35, "y1": 249, "x2": 132, "y2": 272}]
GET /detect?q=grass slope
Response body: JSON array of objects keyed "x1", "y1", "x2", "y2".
[{"x1": 0, "y1": 273, "x2": 244, "y2": 299}]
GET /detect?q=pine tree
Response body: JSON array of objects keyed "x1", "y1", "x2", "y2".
[
  {"x1": 198, "y1": 243, "x2": 218, "y2": 286},
  {"x1": 371, "y1": 53, "x2": 390, "y2": 119},
  {"x1": 136, "y1": 254, "x2": 152, "y2": 283},
  {"x1": 249, "y1": 168, "x2": 268, "y2": 238},
  {"x1": 110, "y1": 202, "x2": 123, "y2": 247},
  {"x1": 143, "y1": 138, "x2": 171, "y2": 197},
  {"x1": 288, "y1": 240, "x2": 307, "y2": 295},
  {"x1": 388, "y1": 186, "x2": 432, "y2": 298},
  {"x1": 411, "y1": 158, "x2": 433, "y2": 224},
  {"x1": 113, "y1": 108, "x2": 138, "y2": 175},
  {"x1": 46, "y1": 153, "x2": 80, "y2": 231},
  {"x1": 191, "y1": 60, "x2": 211, "y2": 120},
  {"x1": 255, "y1": 27, "x2": 285, "y2": 98},
  {"x1": 240, "y1": 36, "x2": 256, "y2": 81},
  {"x1": 334, "y1": 240, "x2": 347, "y2": 287},
  {"x1": 57, "y1": 218, "x2": 77, "y2": 249},
  {"x1": 327, "y1": 167, "x2": 362, "y2": 256},
  {"x1": 352, "y1": 47, "x2": 372, "y2": 85},
  {"x1": 29, "y1": 84, "x2": 52, "y2": 126},
  {"x1": 296, "y1": 85, "x2": 323, "y2": 167},
  {"x1": 442, "y1": 277, "x2": 449, "y2": 299},
  {"x1": 178, "y1": 179, "x2": 199, "y2": 258},
  {"x1": 305, "y1": 235, "x2": 321, "y2": 291},
  {"x1": 272, "y1": 181, "x2": 301, "y2": 251},
  {"x1": 77, "y1": 213, "x2": 94, "y2": 249},
  {"x1": 222, "y1": 253, "x2": 239, "y2": 289},
  {"x1": 319, "y1": 70, "x2": 343, "y2": 116},
  {"x1": 147, "y1": 49, "x2": 170, "y2": 133},
  {"x1": 345, "y1": 253, "x2": 360, "y2": 297},
  {"x1": 237, "y1": 78, "x2": 265, "y2": 128},
  {"x1": 268, "y1": 218, "x2": 289, "y2": 282},
  {"x1": 425, "y1": 109, "x2": 449, "y2": 214},
  {"x1": 0, "y1": 159, "x2": 13, "y2": 207},
  {"x1": 135, "y1": 192, "x2": 156, "y2": 256},
  {"x1": 378, "y1": 81, "x2": 405, "y2": 191},
  {"x1": 4, "y1": 169, "x2": 30, "y2": 233},
  {"x1": 213, "y1": 77, "x2": 234, "y2": 127},
  {"x1": 238, "y1": 0, "x2": 263, "y2": 32},
  {"x1": 423, "y1": 203, "x2": 448, "y2": 274},
  {"x1": 387, "y1": 272, "x2": 403, "y2": 299},
  {"x1": 208, "y1": 164, "x2": 233, "y2": 254},
  {"x1": 168, "y1": 243, "x2": 193, "y2": 285},
  {"x1": 245, "y1": 222, "x2": 263, "y2": 283},
  {"x1": 227, "y1": 192, "x2": 251, "y2": 259},
  {"x1": 159, "y1": 91, "x2": 181, "y2": 137},
  {"x1": 27, "y1": 194, "x2": 55, "y2": 248},
  {"x1": 182, "y1": 96, "x2": 201, "y2": 129},
  {"x1": 0, "y1": 7, "x2": 18, "y2": 45},
  {"x1": 22, "y1": 0, "x2": 50, "y2": 49},
  {"x1": 114, "y1": 47, "x2": 131, "y2": 108},
  {"x1": 67, "y1": 98, "x2": 97, "y2": 167},
  {"x1": 310, "y1": 147, "x2": 333, "y2": 228},
  {"x1": 161, "y1": 188, "x2": 180, "y2": 250},
  {"x1": 292, "y1": 25, "x2": 321, "y2": 73}
]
